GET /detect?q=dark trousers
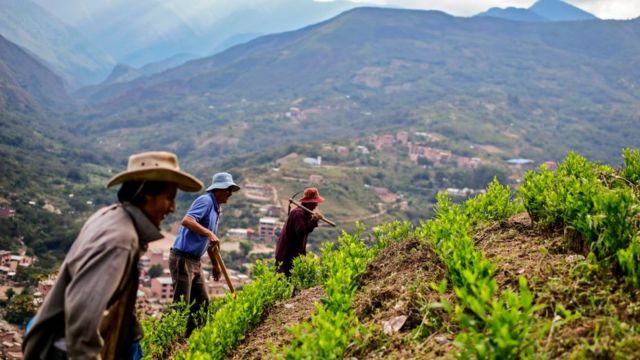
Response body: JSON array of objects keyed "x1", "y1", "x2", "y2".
[
  {"x1": 169, "y1": 251, "x2": 209, "y2": 336},
  {"x1": 277, "y1": 260, "x2": 293, "y2": 278}
]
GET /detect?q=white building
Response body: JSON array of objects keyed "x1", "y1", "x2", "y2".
[
  {"x1": 303, "y1": 156, "x2": 322, "y2": 167},
  {"x1": 258, "y1": 217, "x2": 282, "y2": 242}
]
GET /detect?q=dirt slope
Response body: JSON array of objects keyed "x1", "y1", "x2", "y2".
[{"x1": 227, "y1": 286, "x2": 325, "y2": 359}]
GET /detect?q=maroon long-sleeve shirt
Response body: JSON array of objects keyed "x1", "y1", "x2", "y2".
[{"x1": 275, "y1": 207, "x2": 318, "y2": 275}]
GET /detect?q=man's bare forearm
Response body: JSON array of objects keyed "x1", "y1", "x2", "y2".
[{"x1": 181, "y1": 215, "x2": 219, "y2": 243}]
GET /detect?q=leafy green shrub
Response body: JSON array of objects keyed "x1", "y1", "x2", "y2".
[
  {"x1": 141, "y1": 300, "x2": 190, "y2": 360},
  {"x1": 417, "y1": 191, "x2": 539, "y2": 358},
  {"x1": 456, "y1": 278, "x2": 541, "y2": 359},
  {"x1": 622, "y1": 148, "x2": 640, "y2": 185},
  {"x1": 587, "y1": 188, "x2": 640, "y2": 260},
  {"x1": 184, "y1": 260, "x2": 292, "y2": 359},
  {"x1": 372, "y1": 220, "x2": 413, "y2": 250},
  {"x1": 558, "y1": 151, "x2": 599, "y2": 180},
  {"x1": 520, "y1": 152, "x2": 601, "y2": 229},
  {"x1": 519, "y1": 166, "x2": 556, "y2": 224},
  {"x1": 464, "y1": 177, "x2": 522, "y2": 226},
  {"x1": 283, "y1": 306, "x2": 358, "y2": 360},
  {"x1": 618, "y1": 239, "x2": 640, "y2": 287},
  {"x1": 291, "y1": 253, "x2": 322, "y2": 290},
  {"x1": 419, "y1": 193, "x2": 494, "y2": 290},
  {"x1": 519, "y1": 150, "x2": 640, "y2": 285}
]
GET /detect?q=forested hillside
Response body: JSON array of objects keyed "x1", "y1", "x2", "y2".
[{"x1": 0, "y1": 36, "x2": 111, "y2": 270}]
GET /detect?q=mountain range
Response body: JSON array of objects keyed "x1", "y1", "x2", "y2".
[
  {"x1": 63, "y1": 7, "x2": 640, "y2": 166},
  {"x1": 2, "y1": 0, "x2": 610, "y2": 87}
]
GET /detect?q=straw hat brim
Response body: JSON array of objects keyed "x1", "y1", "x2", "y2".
[{"x1": 106, "y1": 168, "x2": 203, "y2": 192}]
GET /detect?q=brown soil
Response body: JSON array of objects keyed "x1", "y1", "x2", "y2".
[
  {"x1": 346, "y1": 238, "x2": 457, "y2": 359},
  {"x1": 473, "y1": 212, "x2": 568, "y2": 292},
  {"x1": 226, "y1": 286, "x2": 325, "y2": 360}
]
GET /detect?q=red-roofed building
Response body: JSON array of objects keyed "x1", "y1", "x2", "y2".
[
  {"x1": 457, "y1": 157, "x2": 482, "y2": 169},
  {"x1": 423, "y1": 148, "x2": 452, "y2": 164},
  {"x1": 396, "y1": 130, "x2": 409, "y2": 144},
  {"x1": 369, "y1": 134, "x2": 395, "y2": 150},
  {"x1": 0, "y1": 209, "x2": 15, "y2": 218}
]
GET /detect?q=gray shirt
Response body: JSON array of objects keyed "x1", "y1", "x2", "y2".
[{"x1": 23, "y1": 203, "x2": 162, "y2": 359}]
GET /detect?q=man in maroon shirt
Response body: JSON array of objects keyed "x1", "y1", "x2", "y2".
[{"x1": 275, "y1": 187, "x2": 324, "y2": 277}]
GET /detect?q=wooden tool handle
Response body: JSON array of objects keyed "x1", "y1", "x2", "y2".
[
  {"x1": 207, "y1": 245, "x2": 235, "y2": 294},
  {"x1": 288, "y1": 199, "x2": 337, "y2": 227}
]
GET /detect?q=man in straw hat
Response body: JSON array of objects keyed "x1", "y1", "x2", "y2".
[
  {"x1": 275, "y1": 187, "x2": 324, "y2": 278},
  {"x1": 23, "y1": 151, "x2": 202, "y2": 360},
  {"x1": 170, "y1": 171, "x2": 240, "y2": 336}
]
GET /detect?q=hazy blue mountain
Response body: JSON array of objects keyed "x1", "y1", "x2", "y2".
[
  {"x1": 0, "y1": 35, "x2": 70, "y2": 112},
  {"x1": 0, "y1": 0, "x2": 114, "y2": 87},
  {"x1": 73, "y1": 0, "x2": 202, "y2": 68},
  {"x1": 198, "y1": 0, "x2": 363, "y2": 54},
  {"x1": 477, "y1": 7, "x2": 548, "y2": 22},
  {"x1": 100, "y1": 64, "x2": 143, "y2": 86},
  {"x1": 475, "y1": 0, "x2": 597, "y2": 22},
  {"x1": 98, "y1": 54, "x2": 196, "y2": 86},
  {"x1": 211, "y1": 33, "x2": 263, "y2": 55},
  {"x1": 138, "y1": 53, "x2": 196, "y2": 76},
  {"x1": 28, "y1": 0, "x2": 368, "y2": 74},
  {"x1": 73, "y1": 8, "x2": 640, "y2": 164},
  {"x1": 529, "y1": 0, "x2": 598, "y2": 21}
]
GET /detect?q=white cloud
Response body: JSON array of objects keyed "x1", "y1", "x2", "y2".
[{"x1": 568, "y1": 0, "x2": 640, "y2": 20}]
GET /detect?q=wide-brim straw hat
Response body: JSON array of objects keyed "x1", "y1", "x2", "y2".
[
  {"x1": 106, "y1": 151, "x2": 203, "y2": 192},
  {"x1": 205, "y1": 172, "x2": 241, "y2": 192},
  {"x1": 299, "y1": 187, "x2": 324, "y2": 203}
]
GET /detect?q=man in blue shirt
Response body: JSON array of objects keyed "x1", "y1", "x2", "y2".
[{"x1": 169, "y1": 172, "x2": 240, "y2": 335}]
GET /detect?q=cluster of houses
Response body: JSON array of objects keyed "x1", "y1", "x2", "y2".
[
  {"x1": 0, "y1": 251, "x2": 33, "y2": 280},
  {"x1": 367, "y1": 130, "x2": 483, "y2": 169},
  {"x1": 0, "y1": 321, "x2": 21, "y2": 360},
  {"x1": 0, "y1": 247, "x2": 27, "y2": 358},
  {"x1": 408, "y1": 143, "x2": 482, "y2": 169}
]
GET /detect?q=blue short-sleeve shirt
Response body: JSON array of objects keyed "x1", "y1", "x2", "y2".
[{"x1": 172, "y1": 193, "x2": 220, "y2": 257}]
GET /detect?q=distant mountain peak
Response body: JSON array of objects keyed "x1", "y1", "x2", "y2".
[
  {"x1": 101, "y1": 63, "x2": 142, "y2": 85},
  {"x1": 529, "y1": 0, "x2": 598, "y2": 21},
  {"x1": 475, "y1": 0, "x2": 597, "y2": 22}
]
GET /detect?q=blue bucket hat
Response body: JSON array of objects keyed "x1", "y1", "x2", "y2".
[{"x1": 206, "y1": 172, "x2": 240, "y2": 192}]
